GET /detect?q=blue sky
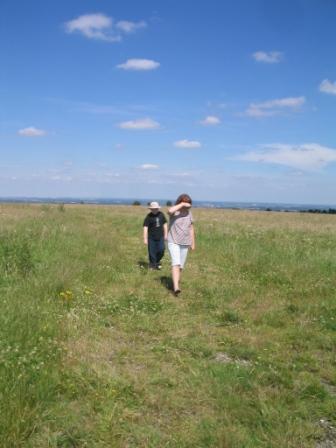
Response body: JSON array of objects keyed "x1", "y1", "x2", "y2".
[{"x1": 1, "y1": 0, "x2": 336, "y2": 203}]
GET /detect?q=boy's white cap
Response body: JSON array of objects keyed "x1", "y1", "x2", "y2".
[{"x1": 148, "y1": 201, "x2": 161, "y2": 209}]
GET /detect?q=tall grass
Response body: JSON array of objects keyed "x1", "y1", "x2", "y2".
[{"x1": 0, "y1": 204, "x2": 335, "y2": 447}]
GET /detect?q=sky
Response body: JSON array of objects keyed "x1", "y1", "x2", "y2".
[{"x1": 1, "y1": 0, "x2": 336, "y2": 204}]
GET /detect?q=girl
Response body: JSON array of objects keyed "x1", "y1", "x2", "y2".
[{"x1": 167, "y1": 194, "x2": 195, "y2": 296}]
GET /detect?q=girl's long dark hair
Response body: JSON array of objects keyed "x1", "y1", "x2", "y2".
[{"x1": 175, "y1": 194, "x2": 192, "y2": 205}]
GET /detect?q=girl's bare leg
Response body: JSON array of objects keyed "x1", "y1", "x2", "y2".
[{"x1": 172, "y1": 265, "x2": 181, "y2": 292}]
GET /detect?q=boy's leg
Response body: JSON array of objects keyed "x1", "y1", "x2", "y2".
[
  {"x1": 148, "y1": 238, "x2": 157, "y2": 268},
  {"x1": 157, "y1": 237, "x2": 165, "y2": 265}
]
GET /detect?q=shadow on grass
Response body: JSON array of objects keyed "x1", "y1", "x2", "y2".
[
  {"x1": 159, "y1": 276, "x2": 173, "y2": 292},
  {"x1": 137, "y1": 260, "x2": 149, "y2": 269}
]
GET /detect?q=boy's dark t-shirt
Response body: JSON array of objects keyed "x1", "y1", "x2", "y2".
[{"x1": 143, "y1": 212, "x2": 167, "y2": 240}]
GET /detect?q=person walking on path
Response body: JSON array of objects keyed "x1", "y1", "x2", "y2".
[
  {"x1": 167, "y1": 194, "x2": 195, "y2": 296},
  {"x1": 143, "y1": 201, "x2": 168, "y2": 270}
]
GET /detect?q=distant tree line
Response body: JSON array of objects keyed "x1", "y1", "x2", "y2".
[
  {"x1": 265, "y1": 207, "x2": 336, "y2": 214},
  {"x1": 300, "y1": 208, "x2": 336, "y2": 214},
  {"x1": 132, "y1": 200, "x2": 173, "y2": 206}
]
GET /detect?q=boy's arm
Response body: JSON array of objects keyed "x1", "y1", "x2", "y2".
[
  {"x1": 163, "y1": 222, "x2": 168, "y2": 240},
  {"x1": 190, "y1": 224, "x2": 195, "y2": 250},
  {"x1": 143, "y1": 226, "x2": 148, "y2": 245}
]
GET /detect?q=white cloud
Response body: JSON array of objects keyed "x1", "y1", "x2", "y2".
[
  {"x1": 117, "y1": 58, "x2": 160, "y2": 71},
  {"x1": 118, "y1": 118, "x2": 160, "y2": 130},
  {"x1": 236, "y1": 143, "x2": 336, "y2": 171},
  {"x1": 200, "y1": 115, "x2": 221, "y2": 126},
  {"x1": 171, "y1": 172, "x2": 193, "y2": 177},
  {"x1": 252, "y1": 51, "x2": 283, "y2": 63},
  {"x1": 18, "y1": 127, "x2": 47, "y2": 137},
  {"x1": 245, "y1": 96, "x2": 305, "y2": 117},
  {"x1": 64, "y1": 14, "x2": 146, "y2": 42},
  {"x1": 139, "y1": 164, "x2": 159, "y2": 170},
  {"x1": 64, "y1": 13, "x2": 120, "y2": 42},
  {"x1": 174, "y1": 139, "x2": 201, "y2": 149},
  {"x1": 116, "y1": 20, "x2": 146, "y2": 33},
  {"x1": 319, "y1": 79, "x2": 336, "y2": 95}
]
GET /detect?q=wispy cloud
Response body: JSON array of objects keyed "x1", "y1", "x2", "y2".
[
  {"x1": 245, "y1": 96, "x2": 305, "y2": 117},
  {"x1": 18, "y1": 127, "x2": 47, "y2": 137},
  {"x1": 80, "y1": 104, "x2": 121, "y2": 114},
  {"x1": 116, "y1": 20, "x2": 146, "y2": 33},
  {"x1": 118, "y1": 118, "x2": 160, "y2": 130},
  {"x1": 174, "y1": 139, "x2": 201, "y2": 149},
  {"x1": 64, "y1": 13, "x2": 119, "y2": 42},
  {"x1": 319, "y1": 79, "x2": 336, "y2": 95},
  {"x1": 139, "y1": 164, "x2": 160, "y2": 170},
  {"x1": 46, "y1": 97, "x2": 157, "y2": 117},
  {"x1": 252, "y1": 51, "x2": 283, "y2": 63},
  {"x1": 236, "y1": 143, "x2": 336, "y2": 171},
  {"x1": 64, "y1": 13, "x2": 146, "y2": 42},
  {"x1": 117, "y1": 58, "x2": 160, "y2": 71},
  {"x1": 200, "y1": 115, "x2": 221, "y2": 126}
]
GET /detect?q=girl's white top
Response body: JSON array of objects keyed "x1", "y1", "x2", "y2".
[{"x1": 168, "y1": 210, "x2": 193, "y2": 246}]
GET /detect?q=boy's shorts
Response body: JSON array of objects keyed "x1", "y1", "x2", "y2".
[{"x1": 168, "y1": 242, "x2": 189, "y2": 268}]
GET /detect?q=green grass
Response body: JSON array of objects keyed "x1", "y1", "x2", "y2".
[{"x1": 0, "y1": 203, "x2": 335, "y2": 447}]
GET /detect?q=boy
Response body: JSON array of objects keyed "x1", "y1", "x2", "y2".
[{"x1": 143, "y1": 201, "x2": 168, "y2": 269}]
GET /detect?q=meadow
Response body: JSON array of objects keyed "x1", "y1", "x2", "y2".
[{"x1": 0, "y1": 203, "x2": 335, "y2": 448}]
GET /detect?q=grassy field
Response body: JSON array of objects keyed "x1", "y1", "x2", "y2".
[{"x1": 0, "y1": 203, "x2": 335, "y2": 447}]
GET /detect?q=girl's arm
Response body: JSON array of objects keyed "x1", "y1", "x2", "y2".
[
  {"x1": 168, "y1": 202, "x2": 191, "y2": 215},
  {"x1": 190, "y1": 224, "x2": 195, "y2": 250},
  {"x1": 163, "y1": 222, "x2": 168, "y2": 240},
  {"x1": 143, "y1": 226, "x2": 148, "y2": 245}
]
